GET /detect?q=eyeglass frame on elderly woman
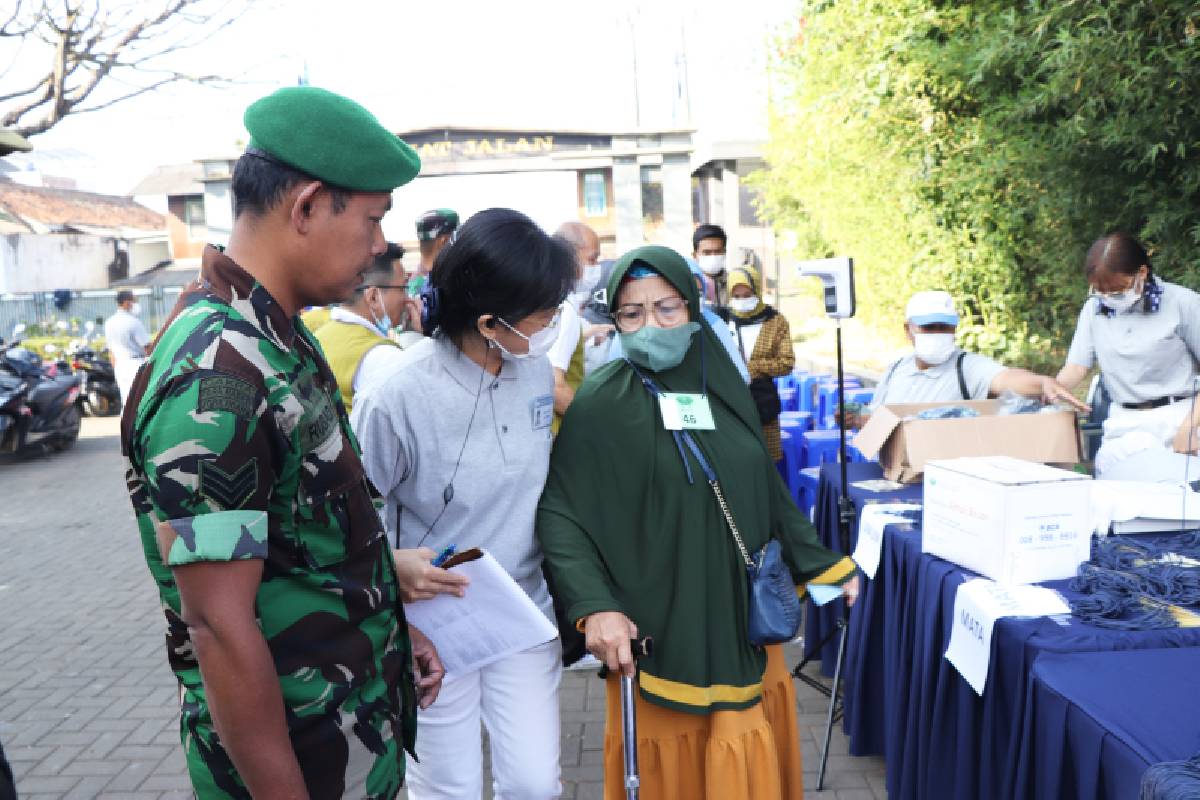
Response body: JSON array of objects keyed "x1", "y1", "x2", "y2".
[{"x1": 611, "y1": 295, "x2": 688, "y2": 332}]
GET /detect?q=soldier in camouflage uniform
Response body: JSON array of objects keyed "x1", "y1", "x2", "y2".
[{"x1": 121, "y1": 87, "x2": 438, "y2": 799}]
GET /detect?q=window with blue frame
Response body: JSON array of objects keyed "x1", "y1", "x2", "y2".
[{"x1": 583, "y1": 171, "x2": 607, "y2": 217}]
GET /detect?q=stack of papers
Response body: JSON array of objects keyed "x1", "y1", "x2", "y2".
[
  {"x1": 403, "y1": 550, "x2": 558, "y2": 677},
  {"x1": 1090, "y1": 480, "x2": 1200, "y2": 535}
]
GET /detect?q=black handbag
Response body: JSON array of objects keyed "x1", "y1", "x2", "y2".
[
  {"x1": 748, "y1": 376, "x2": 782, "y2": 425},
  {"x1": 708, "y1": 478, "x2": 802, "y2": 646}
]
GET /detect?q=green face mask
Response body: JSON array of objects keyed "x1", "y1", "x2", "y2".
[{"x1": 621, "y1": 322, "x2": 700, "y2": 372}]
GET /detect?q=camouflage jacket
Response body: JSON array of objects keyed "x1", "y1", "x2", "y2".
[{"x1": 121, "y1": 245, "x2": 414, "y2": 800}]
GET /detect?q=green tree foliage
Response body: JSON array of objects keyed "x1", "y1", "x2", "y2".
[{"x1": 758, "y1": 1, "x2": 1200, "y2": 371}]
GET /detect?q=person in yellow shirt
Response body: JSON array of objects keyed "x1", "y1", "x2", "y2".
[{"x1": 313, "y1": 242, "x2": 421, "y2": 412}]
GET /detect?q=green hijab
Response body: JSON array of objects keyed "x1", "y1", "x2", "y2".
[{"x1": 537, "y1": 245, "x2": 850, "y2": 714}]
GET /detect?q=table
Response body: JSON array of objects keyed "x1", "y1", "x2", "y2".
[
  {"x1": 799, "y1": 463, "x2": 1200, "y2": 798},
  {"x1": 1017, "y1": 648, "x2": 1200, "y2": 799},
  {"x1": 801, "y1": 462, "x2": 919, "y2": 757}
]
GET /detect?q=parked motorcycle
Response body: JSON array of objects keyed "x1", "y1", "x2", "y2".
[
  {"x1": 0, "y1": 324, "x2": 83, "y2": 455},
  {"x1": 69, "y1": 322, "x2": 120, "y2": 417}
]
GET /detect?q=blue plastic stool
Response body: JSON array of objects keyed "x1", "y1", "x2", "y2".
[
  {"x1": 801, "y1": 429, "x2": 842, "y2": 467},
  {"x1": 796, "y1": 374, "x2": 825, "y2": 414},
  {"x1": 845, "y1": 388, "x2": 874, "y2": 408},
  {"x1": 797, "y1": 467, "x2": 822, "y2": 520},
  {"x1": 818, "y1": 388, "x2": 874, "y2": 430},
  {"x1": 817, "y1": 380, "x2": 864, "y2": 429},
  {"x1": 779, "y1": 430, "x2": 802, "y2": 501},
  {"x1": 778, "y1": 386, "x2": 799, "y2": 412},
  {"x1": 779, "y1": 418, "x2": 807, "y2": 481},
  {"x1": 779, "y1": 410, "x2": 815, "y2": 432}
]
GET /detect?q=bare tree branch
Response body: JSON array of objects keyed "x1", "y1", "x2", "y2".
[{"x1": 0, "y1": 0, "x2": 250, "y2": 137}]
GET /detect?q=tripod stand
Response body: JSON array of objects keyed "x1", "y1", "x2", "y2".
[{"x1": 790, "y1": 318, "x2": 857, "y2": 791}]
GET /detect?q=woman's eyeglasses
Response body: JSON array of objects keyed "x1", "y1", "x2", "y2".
[{"x1": 612, "y1": 296, "x2": 687, "y2": 332}]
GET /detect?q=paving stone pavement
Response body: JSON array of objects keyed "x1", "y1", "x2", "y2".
[{"x1": 0, "y1": 416, "x2": 886, "y2": 799}]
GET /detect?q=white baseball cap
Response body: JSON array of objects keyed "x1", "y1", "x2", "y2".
[{"x1": 905, "y1": 291, "x2": 959, "y2": 326}]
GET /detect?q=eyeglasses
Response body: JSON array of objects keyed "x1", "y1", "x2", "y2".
[
  {"x1": 612, "y1": 296, "x2": 687, "y2": 332},
  {"x1": 1088, "y1": 279, "x2": 1142, "y2": 301}
]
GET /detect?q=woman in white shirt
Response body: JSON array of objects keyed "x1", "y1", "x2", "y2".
[
  {"x1": 1056, "y1": 233, "x2": 1200, "y2": 479},
  {"x1": 352, "y1": 208, "x2": 575, "y2": 799}
]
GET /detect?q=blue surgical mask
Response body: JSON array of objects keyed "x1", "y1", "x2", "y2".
[{"x1": 367, "y1": 298, "x2": 392, "y2": 336}]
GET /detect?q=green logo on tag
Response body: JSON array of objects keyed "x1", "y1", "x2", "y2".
[{"x1": 677, "y1": 396, "x2": 694, "y2": 406}]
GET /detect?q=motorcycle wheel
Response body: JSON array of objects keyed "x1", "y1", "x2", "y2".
[
  {"x1": 51, "y1": 406, "x2": 82, "y2": 451},
  {"x1": 88, "y1": 390, "x2": 116, "y2": 417}
]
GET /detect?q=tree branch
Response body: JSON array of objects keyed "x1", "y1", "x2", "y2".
[{"x1": 1, "y1": 0, "x2": 251, "y2": 137}]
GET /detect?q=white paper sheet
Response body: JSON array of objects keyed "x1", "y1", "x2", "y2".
[
  {"x1": 403, "y1": 551, "x2": 558, "y2": 678},
  {"x1": 943, "y1": 578, "x2": 1070, "y2": 695},
  {"x1": 851, "y1": 504, "x2": 922, "y2": 579}
]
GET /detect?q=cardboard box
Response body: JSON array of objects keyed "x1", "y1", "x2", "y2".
[
  {"x1": 922, "y1": 456, "x2": 1093, "y2": 584},
  {"x1": 853, "y1": 400, "x2": 1081, "y2": 484}
]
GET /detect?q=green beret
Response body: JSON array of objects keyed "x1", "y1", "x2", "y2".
[{"x1": 243, "y1": 87, "x2": 420, "y2": 192}]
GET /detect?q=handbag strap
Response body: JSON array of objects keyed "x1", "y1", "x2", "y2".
[
  {"x1": 623, "y1": 350, "x2": 755, "y2": 569},
  {"x1": 678, "y1": 433, "x2": 755, "y2": 569}
]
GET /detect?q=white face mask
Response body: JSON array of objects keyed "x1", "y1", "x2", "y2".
[
  {"x1": 730, "y1": 296, "x2": 759, "y2": 314},
  {"x1": 912, "y1": 332, "x2": 956, "y2": 366},
  {"x1": 1095, "y1": 279, "x2": 1144, "y2": 314},
  {"x1": 698, "y1": 254, "x2": 726, "y2": 276},
  {"x1": 129, "y1": 302, "x2": 142, "y2": 315},
  {"x1": 492, "y1": 317, "x2": 558, "y2": 361},
  {"x1": 578, "y1": 263, "x2": 602, "y2": 293}
]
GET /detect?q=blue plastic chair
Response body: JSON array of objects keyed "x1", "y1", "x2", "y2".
[
  {"x1": 796, "y1": 374, "x2": 825, "y2": 414},
  {"x1": 779, "y1": 430, "x2": 802, "y2": 501},
  {"x1": 778, "y1": 386, "x2": 799, "y2": 413},
  {"x1": 816, "y1": 379, "x2": 863, "y2": 429},
  {"x1": 801, "y1": 429, "x2": 843, "y2": 467},
  {"x1": 797, "y1": 467, "x2": 822, "y2": 519},
  {"x1": 779, "y1": 410, "x2": 815, "y2": 432}
]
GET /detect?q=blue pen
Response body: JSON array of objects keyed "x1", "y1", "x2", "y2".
[{"x1": 432, "y1": 544, "x2": 457, "y2": 567}]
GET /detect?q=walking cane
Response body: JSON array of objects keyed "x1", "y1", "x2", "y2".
[{"x1": 620, "y1": 637, "x2": 653, "y2": 800}]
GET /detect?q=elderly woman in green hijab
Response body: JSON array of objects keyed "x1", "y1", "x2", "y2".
[{"x1": 538, "y1": 245, "x2": 859, "y2": 800}]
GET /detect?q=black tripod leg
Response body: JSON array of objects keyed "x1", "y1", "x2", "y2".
[{"x1": 816, "y1": 619, "x2": 849, "y2": 791}]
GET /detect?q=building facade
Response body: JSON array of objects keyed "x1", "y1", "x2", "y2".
[{"x1": 186, "y1": 126, "x2": 772, "y2": 279}]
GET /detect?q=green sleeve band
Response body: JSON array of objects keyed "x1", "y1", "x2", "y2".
[{"x1": 165, "y1": 510, "x2": 269, "y2": 566}]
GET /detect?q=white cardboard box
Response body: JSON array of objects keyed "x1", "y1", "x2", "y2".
[{"x1": 922, "y1": 456, "x2": 1093, "y2": 585}]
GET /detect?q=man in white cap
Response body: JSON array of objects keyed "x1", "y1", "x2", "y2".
[{"x1": 863, "y1": 290, "x2": 1085, "y2": 418}]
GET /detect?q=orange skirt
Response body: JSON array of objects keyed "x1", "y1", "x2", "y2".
[{"x1": 603, "y1": 644, "x2": 803, "y2": 800}]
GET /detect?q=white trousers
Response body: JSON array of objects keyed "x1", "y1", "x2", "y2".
[
  {"x1": 114, "y1": 357, "x2": 145, "y2": 406},
  {"x1": 405, "y1": 638, "x2": 563, "y2": 800},
  {"x1": 1097, "y1": 399, "x2": 1193, "y2": 478}
]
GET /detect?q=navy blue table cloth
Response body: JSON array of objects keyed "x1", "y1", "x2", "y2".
[
  {"x1": 800, "y1": 462, "x2": 919, "y2": 757},
  {"x1": 1016, "y1": 648, "x2": 1200, "y2": 799},
  {"x1": 800, "y1": 463, "x2": 1200, "y2": 797}
]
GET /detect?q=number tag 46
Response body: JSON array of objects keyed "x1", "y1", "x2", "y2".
[{"x1": 658, "y1": 393, "x2": 716, "y2": 431}]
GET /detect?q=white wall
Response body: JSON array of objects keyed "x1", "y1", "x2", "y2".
[
  {"x1": 129, "y1": 239, "x2": 171, "y2": 274},
  {"x1": 382, "y1": 170, "x2": 579, "y2": 245},
  {"x1": 0, "y1": 233, "x2": 116, "y2": 293},
  {"x1": 133, "y1": 194, "x2": 169, "y2": 215},
  {"x1": 203, "y1": 181, "x2": 234, "y2": 247}
]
